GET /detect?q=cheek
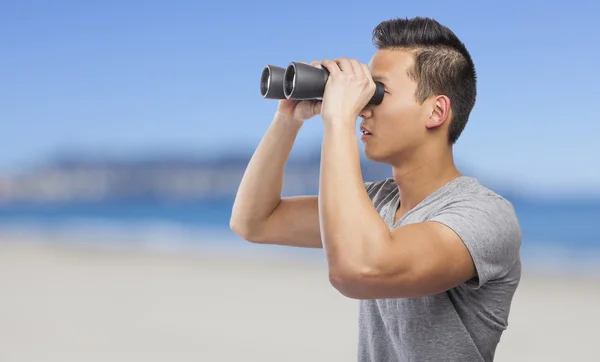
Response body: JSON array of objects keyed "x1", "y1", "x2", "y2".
[{"x1": 375, "y1": 97, "x2": 418, "y2": 133}]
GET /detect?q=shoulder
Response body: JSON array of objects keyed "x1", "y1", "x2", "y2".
[
  {"x1": 446, "y1": 177, "x2": 521, "y2": 233},
  {"x1": 429, "y1": 177, "x2": 522, "y2": 288},
  {"x1": 432, "y1": 176, "x2": 516, "y2": 213}
]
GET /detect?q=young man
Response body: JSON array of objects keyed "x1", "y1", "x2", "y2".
[{"x1": 230, "y1": 16, "x2": 521, "y2": 362}]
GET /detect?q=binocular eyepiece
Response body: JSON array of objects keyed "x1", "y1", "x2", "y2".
[{"x1": 260, "y1": 62, "x2": 385, "y2": 105}]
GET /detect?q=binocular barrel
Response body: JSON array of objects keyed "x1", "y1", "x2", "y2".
[{"x1": 260, "y1": 62, "x2": 385, "y2": 105}]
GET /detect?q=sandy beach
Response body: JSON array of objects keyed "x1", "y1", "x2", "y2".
[{"x1": 0, "y1": 233, "x2": 598, "y2": 362}]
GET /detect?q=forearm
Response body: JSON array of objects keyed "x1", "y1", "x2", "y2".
[
  {"x1": 319, "y1": 121, "x2": 392, "y2": 274},
  {"x1": 230, "y1": 113, "x2": 303, "y2": 233}
]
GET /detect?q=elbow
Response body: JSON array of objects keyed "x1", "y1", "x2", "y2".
[
  {"x1": 328, "y1": 264, "x2": 380, "y2": 300},
  {"x1": 229, "y1": 217, "x2": 267, "y2": 244},
  {"x1": 229, "y1": 218, "x2": 245, "y2": 238},
  {"x1": 229, "y1": 217, "x2": 256, "y2": 242},
  {"x1": 326, "y1": 238, "x2": 387, "y2": 299},
  {"x1": 328, "y1": 258, "x2": 415, "y2": 300}
]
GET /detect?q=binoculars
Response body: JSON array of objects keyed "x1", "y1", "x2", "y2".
[{"x1": 260, "y1": 62, "x2": 385, "y2": 105}]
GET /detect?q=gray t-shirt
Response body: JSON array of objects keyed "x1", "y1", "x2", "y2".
[{"x1": 359, "y1": 176, "x2": 521, "y2": 362}]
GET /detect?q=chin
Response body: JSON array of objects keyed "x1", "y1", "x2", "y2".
[
  {"x1": 363, "y1": 147, "x2": 386, "y2": 163},
  {"x1": 363, "y1": 143, "x2": 402, "y2": 165}
]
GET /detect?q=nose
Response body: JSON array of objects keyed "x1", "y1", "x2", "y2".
[{"x1": 360, "y1": 105, "x2": 373, "y2": 119}]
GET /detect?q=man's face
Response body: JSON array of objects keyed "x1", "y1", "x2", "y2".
[{"x1": 360, "y1": 48, "x2": 435, "y2": 163}]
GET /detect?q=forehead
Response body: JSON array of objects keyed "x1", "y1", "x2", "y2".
[{"x1": 368, "y1": 48, "x2": 415, "y2": 84}]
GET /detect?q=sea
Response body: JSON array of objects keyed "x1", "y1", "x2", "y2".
[{"x1": 0, "y1": 196, "x2": 599, "y2": 269}]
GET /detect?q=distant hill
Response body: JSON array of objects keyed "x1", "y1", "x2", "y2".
[
  {"x1": 0, "y1": 148, "x2": 594, "y2": 206},
  {"x1": 0, "y1": 149, "x2": 393, "y2": 204}
]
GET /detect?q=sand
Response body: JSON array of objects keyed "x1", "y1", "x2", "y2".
[{"x1": 0, "y1": 234, "x2": 598, "y2": 362}]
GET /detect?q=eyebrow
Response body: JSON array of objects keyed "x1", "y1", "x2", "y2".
[{"x1": 371, "y1": 74, "x2": 391, "y2": 84}]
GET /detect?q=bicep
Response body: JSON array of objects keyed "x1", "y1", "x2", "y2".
[
  {"x1": 239, "y1": 181, "x2": 379, "y2": 249},
  {"x1": 368, "y1": 222, "x2": 476, "y2": 298},
  {"x1": 378, "y1": 197, "x2": 521, "y2": 298},
  {"x1": 244, "y1": 182, "x2": 377, "y2": 248},
  {"x1": 260, "y1": 196, "x2": 322, "y2": 248}
]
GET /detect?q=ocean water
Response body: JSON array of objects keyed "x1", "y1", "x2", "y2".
[
  {"x1": 0, "y1": 197, "x2": 598, "y2": 264},
  {"x1": 0, "y1": 198, "x2": 234, "y2": 229}
]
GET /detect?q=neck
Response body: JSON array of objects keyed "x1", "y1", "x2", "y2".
[{"x1": 390, "y1": 144, "x2": 462, "y2": 213}]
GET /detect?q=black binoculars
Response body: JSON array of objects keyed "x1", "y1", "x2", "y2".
[{"x1": 260, "y1": 62, "x2": 385, "y2": 105}]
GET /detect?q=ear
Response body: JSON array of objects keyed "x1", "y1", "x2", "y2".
[{"x1": 426, "y1": 95, "x2": 451, "y2": 129}]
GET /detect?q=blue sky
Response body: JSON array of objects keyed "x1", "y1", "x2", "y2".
[{"x1": 2, "y1": 0, "x2": 599, "y2": 196}]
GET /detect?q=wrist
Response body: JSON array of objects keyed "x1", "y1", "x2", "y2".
[
  {"x1": 272, "y1": 112, "x2": 305, "y2": 136},
  {"x1": 273, "y1": 111, "x2": 305, "y2": 127},
  {"x1": 322, "y1": 115, "x2": 357, "y2": 131}
]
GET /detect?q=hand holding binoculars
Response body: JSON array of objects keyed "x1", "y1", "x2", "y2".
[{"x1": 260, "y1": 62, "x2": 385, "y2": 105}]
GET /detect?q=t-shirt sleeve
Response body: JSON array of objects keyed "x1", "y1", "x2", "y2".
[
  {"x1": 364, "y1": 179, "x2": 394, "y2": 208},
  {"x1": 429, "y1": 195, "x2": 522, "y2": 290},
  {"x1": 364, "y1": 181, "x2": 377, "y2": 192}
]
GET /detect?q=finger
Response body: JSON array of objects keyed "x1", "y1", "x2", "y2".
[
  {"x1": 360, "y1": 63, "x2": 372, "y2": 79},
  {"x1": 360, "y1": 63, "x2": 377, "y2": 89},
  {"x1": 311, "y1": 100, "x2": 322, "y2": 115},
  {"x1": 349, "y1": 58, "x2": 364, "y2": 76},
  {"x1": 310, "y1": 60, "x2": 322, "y2": 69},
  {"x1": 320, "y1": 59, "x2": 340, "y2": 74},
  {"x1": 335, "y1": 57, "x2": 354, "y2": 73}
]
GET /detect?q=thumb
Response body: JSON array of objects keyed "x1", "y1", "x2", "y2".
[{"x1": 312, "y1": 100, "x2": 322, "y2": 115}]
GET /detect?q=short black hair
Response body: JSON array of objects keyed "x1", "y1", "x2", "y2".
[{"x1": 372, "y1": 17, "x2": 477, "y2": 144}]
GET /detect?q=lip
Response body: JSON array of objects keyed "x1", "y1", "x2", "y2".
[{"x1": 360, "y1": 125, "x2": 372, "y2": 141}]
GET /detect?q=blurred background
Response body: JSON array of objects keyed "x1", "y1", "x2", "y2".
[{"x1": 1, "y1": 0, "x2": 599, "y2": 361}]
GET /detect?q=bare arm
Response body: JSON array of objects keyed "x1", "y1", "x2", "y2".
[{"x1": 229, "y1": 113, "x2": 322, "y2": 248}]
